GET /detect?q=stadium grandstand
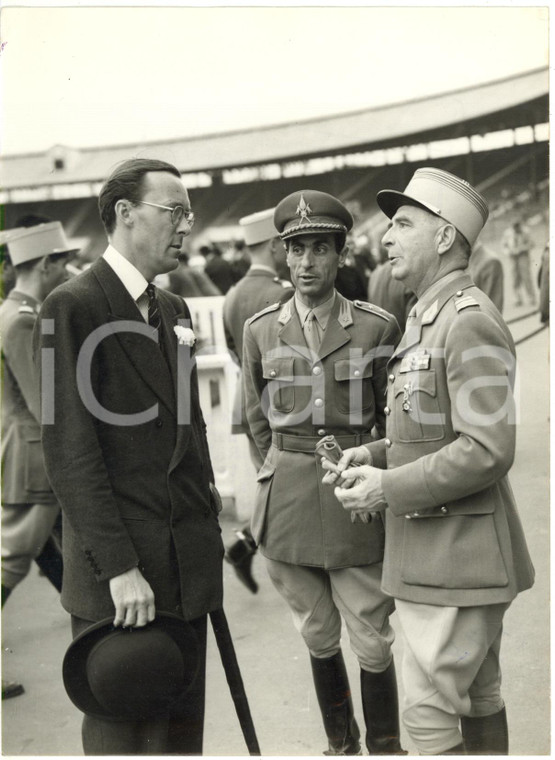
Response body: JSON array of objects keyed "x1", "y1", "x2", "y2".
[{"x1": 0, "y1": 66, "x2": 548, "y2": 263}]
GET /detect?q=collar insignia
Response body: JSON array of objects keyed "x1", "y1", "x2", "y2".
[{"x1": 296, "y1": 193, "x2": 312, "y2": 225}]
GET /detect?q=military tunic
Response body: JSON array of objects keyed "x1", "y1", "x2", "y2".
[
  {"x1": 367, "y1": 271, "x2": 534, "y2": 606},
  {"x1": 242, "y1": 291, "x2": 401, "y2": 569},
  {"x1": 1, "y1": 290, "x2": 60, "y2": 590},
  {"x1": 1, "y1": 291, "x2": 55, "y2": 505}
]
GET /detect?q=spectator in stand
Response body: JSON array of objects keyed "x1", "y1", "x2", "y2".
[
  {"x1": 227, "y1": 239, "x2": 251, "y2": 284},
  {"x1": 200, "y1": 243, "x2": 235, "y2": 294},
  {"x1": 168, "y1": 252, "x2": 222, "y2": 298},
  {"x1": 334, "y1": 248, "x2": 368, "y2": 301},
  {"x1": 468, "y1": 241, "x2": 504, "y2": 313},
  {"x1": 368, "y1": 245, "x2": 417, "y2": 332},
  {"x1": 352, "y1": 241, "x2": 377, "y2": 292},
  {"x1": 502, "y1": 219, "x2": 537, "y2": 307}
]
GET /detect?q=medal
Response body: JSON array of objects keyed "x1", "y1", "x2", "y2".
[{"x1": 402, "y1": 382, "x2": 413, "y2": 413}]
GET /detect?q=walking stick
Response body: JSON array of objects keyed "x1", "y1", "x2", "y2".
[{"x1": 209, "y1": 607, "x2": 261, "y2": 756}]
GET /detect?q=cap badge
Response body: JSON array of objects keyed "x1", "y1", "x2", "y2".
[{"x1": 296, "y1": 194, "x2": 313, "y2": 226}]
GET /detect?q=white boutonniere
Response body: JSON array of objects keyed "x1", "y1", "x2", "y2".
[{"x1": 174, "y1": 326, "x2": 196, "y2": 347}]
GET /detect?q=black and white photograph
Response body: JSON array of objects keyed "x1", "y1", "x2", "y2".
[{"x1": 0, "y1": 3, "x2": 549, "y2": 756}]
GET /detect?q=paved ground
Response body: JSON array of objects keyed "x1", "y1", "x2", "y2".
[{"x1": 1, "y1": 315, "x2": 549, "y2": 757}]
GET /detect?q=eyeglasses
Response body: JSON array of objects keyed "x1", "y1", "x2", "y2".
[{"x1": 137, "y1": 201, "x2": 195, "y2": 228}]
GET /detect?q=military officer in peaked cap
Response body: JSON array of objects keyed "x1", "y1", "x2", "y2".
[
  {"x1": 324, "y1": 168, "x2": 535, "y2": 755},
  {"x1": 242, "y1": 189, "x2": 405, "y2": 755},
  {"x1": 223, "y1": 207, "x2": 294, "y2": 593},
  {"x1": 1, "y1": 222, "x2": 75, "y2": 696}
]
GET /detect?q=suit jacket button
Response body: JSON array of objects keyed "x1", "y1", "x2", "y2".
[{"x1": 156, "y1": 418, "x2": 163, "y2": 428}]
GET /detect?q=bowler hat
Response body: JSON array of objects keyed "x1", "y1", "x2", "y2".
[
  {"x1": 274, "y1": 190, "x2": 353, "y2": 241},
  {"x1": 377, "y1": 167, "x2": 489, "y2": 247},
  {"x1": 3, "y1": 221, "x2": 79, "y2": 267},
  {"x1": 63, "y1": 612, "x2": 199, "y2": 721}
]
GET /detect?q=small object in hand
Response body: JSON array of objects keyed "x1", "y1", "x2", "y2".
[{"x1": 315, "y1": 435, "x2": 370, "y2": 524}]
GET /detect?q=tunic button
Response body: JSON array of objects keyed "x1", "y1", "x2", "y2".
[
  {"x1": 413, "y1": 511, "x2": 420, "y2": 517},
  {"x1": 353, "y1": 369, "x2": 361, "y2": 377},
  {"x1": 388, "y1": 374, "x2": 395, "y2": 382},
  {"x1": 440, "y1": 506, "x2": 448, "y2": 514},
  {"x1": 456, "y1": 290, "x2": 463, "y2": 297},
  {"x1": 384, "y1": 406, "x2": 390, "y2": 415},
  {"x1": 314, "y1": 398, "x2": 324, "y2": 408},
  {"x1": 270, "y1": 370, "x2": 277, "y2": 378},
  {"x1": 317, "y1": 429, "x2": 326, "y2": 436},
  {"x1": 384, "y1": 438, "x2": 392, "y2": 447},
  {"x1": 312, "y1": 366, "x2": 322, "y2": 375},
  {"x1": 405, "y1": 514, "x2": 412, "y2": 520}
]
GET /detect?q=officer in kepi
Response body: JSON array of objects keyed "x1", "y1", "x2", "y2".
[
  {"x1": 242, "y1": 189, "x2": 405, "y2": 755},
  {"x1": 1, "y1": 222, "x2": 75, "y2": 697},
  {"x1": 323, "y1": 168, "x2": 535, "y2": 755},
  {"x1": 223, "y1": 207, "x2": 294, "y2": 594}
]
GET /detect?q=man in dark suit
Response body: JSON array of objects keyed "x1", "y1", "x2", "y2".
[{"x1": 35, "y1": 158, "x2": 224, "y2": 755}]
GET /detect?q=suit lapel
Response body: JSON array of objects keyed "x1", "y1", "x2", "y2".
[
  {"x1": 158, "y1": 292, "x2": 197, "y2": 473},
  {"x1": 92, "y1": 259, "x2": 175, "y2": 414}
]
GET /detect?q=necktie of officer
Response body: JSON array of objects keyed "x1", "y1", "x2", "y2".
[
  {"x1": 304, "y1": 310, "x2": 321, "y2": 355},
  {"x1": 146, "y1": 284, "x2": 161, "y2": 330}
]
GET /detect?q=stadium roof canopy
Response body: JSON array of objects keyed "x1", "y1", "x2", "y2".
[{"x1": 1, "y1": 67, "x2": 548, "y2": 192}]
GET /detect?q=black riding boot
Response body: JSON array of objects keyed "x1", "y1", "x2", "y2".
[
  {"x1": 360, "y1": 662, "x2": 407, "y2": 754},
  {"x1": 461, "y1": 707, "x2": 508, "y2": 755},
  {"x1": 310, "y1": 652, "x2": 361, "y2": 755},
  {"x1": 224, "y1": 528, "x2": 258, "y2": 593},
  {"x1": 34, "y1": 536, "x2": 64, "y2": 592}
]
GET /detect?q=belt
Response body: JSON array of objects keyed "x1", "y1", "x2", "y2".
[{"x1": 271, "y1": 432, "x2": 373, "y2": 453}]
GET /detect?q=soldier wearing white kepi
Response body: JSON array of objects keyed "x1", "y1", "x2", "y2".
[
  {"x1": 324, "y1": 168, "x2": 535, "y2": 755},
  {"x1": 242, "y1": 189, "x2": 405, "y2": 755},
  {"x1": 1, "y1": 222, "x2": 75, "y2": 698},
  {"x1": 223, "y1": 207, "x2": 294, "y2": 593}
]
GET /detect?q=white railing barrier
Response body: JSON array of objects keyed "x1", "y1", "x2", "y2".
[{"x1": 185, "y1": 296, "x2": 257, "y2": 522}]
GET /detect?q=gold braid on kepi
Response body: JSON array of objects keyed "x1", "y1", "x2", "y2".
[
  {"x1": 377, "y1": 167, "x2": 489, "y2": 247},
  {"x1": 274, "y1": 190, "x2": 353, "y2": 241}
]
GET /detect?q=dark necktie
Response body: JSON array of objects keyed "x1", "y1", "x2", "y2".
[{"x1": 146, "y1": 284, "x2": 161, "y2": 329}]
